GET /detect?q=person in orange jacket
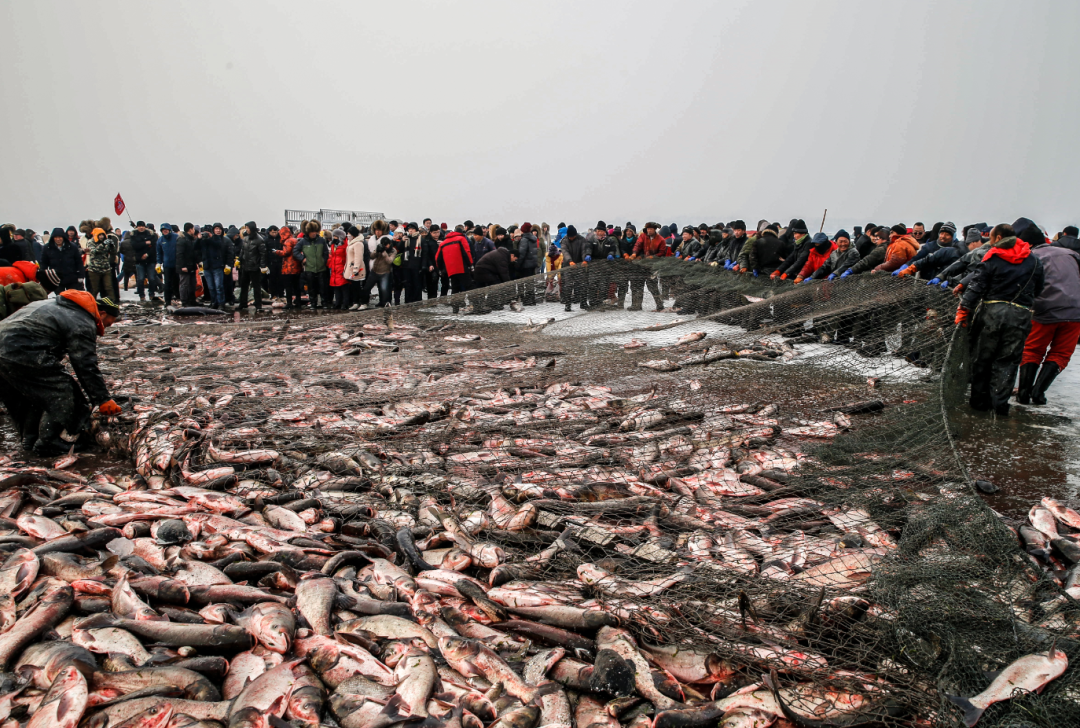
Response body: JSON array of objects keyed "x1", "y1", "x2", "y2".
[{"x1": 0, "y1": 292, "x2": 121, "y2": 454}]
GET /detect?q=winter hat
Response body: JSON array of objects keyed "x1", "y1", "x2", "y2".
[
  {"x1": 964, "y1": 228, "x2": 981, "y2": 245},
  {"x1": 193, "y1": 225, "x2": 202, "y2": 236},
  {"x1": 91, "y1": 227, "x2": 106, "y2": 240},
  {"x1": 520, "y1": 222, "x2": 532, "y2": 233},
  {"x1": 268, "y1": 225, "x2": 279, "y2": 233},
  {"x1": 596, "y1": 221, "x2": 606, "y2": 231},
  {"x1": 161, "y1": 224, "x2": 172, "y2": 232},
  {"x1": 406, "y1": 221, "x2": 419, "y2": 231},
  {"x1": 811, "y1": 232, "x2": 831, "y2": 248},
  {"x1": 1012, "y1": 217, "x2": 1037, "y2": 239},
  {"x1": 98, "y1": 297, "x2": 120, "y2": 318},
  {"x1": 939, "y1": 221, "x2": 957, "y2": 236},
  {"x1": 852, "y1": 226, "x2": 863, "y2": 238},
  {"x1": 833, "y1": 229, "x2": 850, "y2": 242},
  {"x1": 722, "y1": 226, "x2": 733, "y2": 235},
  {"x1": 659, "y1": 226, "x2": 671, "y2": 238},
  {"x1": 890, "y1": 223, "x2": 907, "y2": 236},
  {"x1": 644, "y1": 222, "x2": 659, "y2": 231},
  {"x1": 50, "y1": 227, "x2": 65, "y2": 241},
  {"x1": 135, "y1": 221, "x2": 145, "y2": 228},
  {"x1": 332, "y1": 227, "x2": 347, "y2": 240},
  {"x1": 731, "y1": 220, "x2": 746, "y2": 232},
  {"x1": 681, "y1": 226, "x2": 695, "y2": 235},
  {"x1": 790, "y1": 219, "x2": 809, "y2": 234},
  {"x1": 472, "y1": 226, "x2": 485, "y2": 236},
  {"x1": 495, "y1": 226, "x2": 507, "y2": 237},
  {"x1": 566, "y1": 225, "x2": 578, "y2": 237},
  {"x1": 1018, "y1": 225, "x2": 1044, "y2": 247}
]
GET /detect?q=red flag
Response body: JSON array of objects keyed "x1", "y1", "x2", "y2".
[{"x1": 114, "y1": 193, "x2": 125, "y2": 216}]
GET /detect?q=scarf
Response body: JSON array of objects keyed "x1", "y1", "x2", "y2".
[{"x1": 982, "y1": 237, "x2": 1030, "y2": 265}]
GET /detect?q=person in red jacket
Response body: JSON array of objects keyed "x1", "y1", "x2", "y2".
[
  {"x1": 435, "y1": 228, "x2": 475, "y2": 312},
  {"x1": 794, "y1": 233, "x2": 836, "y2": 283},
  {"x1": 627, "y1": 222, "x2": 668, "y2": 311},
  {"x1": 328, "y1": 228, "x2": 350, "y2": 310}
]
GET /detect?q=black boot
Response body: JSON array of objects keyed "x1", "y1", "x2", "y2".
[
  {"x1": 1031, "y1": 362, "x2": 1061, "y2": 405},
  {"x1": 1016, "y1": 363, "x2": 1039, "y2": 404}
]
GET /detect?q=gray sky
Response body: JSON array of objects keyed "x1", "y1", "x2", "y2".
[{"x1": 3, "y1": 0, "x2": 1078, "y2": 234}]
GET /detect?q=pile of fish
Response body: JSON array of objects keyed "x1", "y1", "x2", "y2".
[
  {"x1": 1015, "y1": 498, "x2": 1080, "y2": 608},
  {"x1": 0, "y1": 307, "x2": 1071, "y2": 728}
]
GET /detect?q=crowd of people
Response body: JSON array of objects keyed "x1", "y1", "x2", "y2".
[{"x1": 1, "y1": 213, "x2": 1078, "y2": 416}]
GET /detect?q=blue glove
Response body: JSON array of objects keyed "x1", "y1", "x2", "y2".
[
  {"x1": 584, "y1": 255, "x2": 591, "y2": 262},
  {"x1": 927, "y1": 278, "x2": 940, "y2": 286},
  {"x1": 688, "y1": 257, "x2": 696, "y2": 262},
  {"x1": 940, "y1": 280, "x2": 950, "y2": 289},
  {"x1": 891, "y1": 265, "x2": 908, "y2": 277},
  {"x1": 801, "y1": 277, "x2": 812, "y2": 284},
  {"x1": 607, "y1": 254, "x2": 614, "y2": 261},
  {"x1": 752, "y1": 270, "x2": 759, "y2": 277},
  {"x1": 840, "y1": 269, "x2": 852, "y2": 279},
  {"x1": 675, "y1": 252, "x2": 681, "y2": 258},
  {"x1": 826, "y1": 273, "x2": 837, "y2": 281},
  {"x1": 724, "y1": 260, "x2": 732, "y2": 269}
]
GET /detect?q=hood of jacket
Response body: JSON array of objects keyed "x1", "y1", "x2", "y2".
[{"x1": 59, "y1": 290, "x2": 104, "y2": 336}]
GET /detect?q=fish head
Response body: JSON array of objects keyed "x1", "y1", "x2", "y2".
[
  {"x1": 305, "y1": 642, "x2": 341, "y2": 675},
  {"x1": 127, "y1": 702, "x2": 176, "y2": 728},
  {"x1": 437, "y1": 636, "x2": 479, "y2": 662}
]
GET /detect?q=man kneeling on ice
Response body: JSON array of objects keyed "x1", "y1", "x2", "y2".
[{"x1": 0, "y1": 292, "x2": 121, "y2": 455}]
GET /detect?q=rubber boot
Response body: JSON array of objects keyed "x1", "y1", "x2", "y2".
[
  {"x1": 1016, "y1": 362, "x2": 1039, "y2": 404},
  {"x1": 1031, "y1": 362, "x2": 1061, "y2": 405},
  {"x1": 628, "y1": 291, "x2": 643, "y2": 311},
  {"x1": 653, "y1": 294, "x2": 664, "y2": 312}
]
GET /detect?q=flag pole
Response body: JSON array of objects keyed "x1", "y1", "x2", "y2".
[{"x1": 819, "y1": 209, "x2": 828, "y2": 233}]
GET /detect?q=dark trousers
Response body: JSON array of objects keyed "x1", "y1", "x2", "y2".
[
  {"x1": 178, "y1": 270, "x2": 197, "y2": 307},
  {"x1": 303, "y1": 270, "x2": 331, "y2": 307},
  {"x1": 425, "y1": 269, "x2": 439, "y2": 299},
  {"x1": 162, "y1": 267, "x2": 179, "y2": 304},
  {"x1": 135, "y1": 262, "x2": 160, "y2": 298},
  {"x1": 561, "y1": 265, "x2": 589, "y2": 307},
  {"x1": 87, "y1": 271, "x2": 116, "y2": 302},
  {"x1": 332, "y1": 285, "x2": 349, "y2": 309},
  {"x1": 403, "y1": 267, "x2": 424, "y2": 304},
  {"x1": 0, "y1": 362, "x2": 90, "y2": 454},
  {"x1": 284, "y1": 273, "x2": 302, "y2": 307},
  {"x1": 365, "y1": 272, "x2": 392, "y2": 307},
  {"x1": 440, "y1": 271, "x2": 452, "y2": 297},
  {"x1": 970, "y1": 303, "x2": 1032, "y2": 412},
  {"x1": 392, "y1": 266, "x2": 405, "y2": 305},
  {"x1": 267, "y1": 266, "x2": 284, "y2": 298},
  {"x1": 348, "y1": 280, "x2": 365, "y2": 306},
  {"x1": 518, "y1": 268, "x2": 536, "y2": 305},
  {"x1": 239, "y1": 270, "x2": 263, "y2": 309}
]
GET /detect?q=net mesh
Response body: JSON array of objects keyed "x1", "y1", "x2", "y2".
[{"x1": 99, "y1": 259, "x2": 1079, "y2": 727}]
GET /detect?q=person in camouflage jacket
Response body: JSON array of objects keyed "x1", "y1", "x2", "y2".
[{"x1": 86, "y1": 228, "x2": 117, "y2": 301}]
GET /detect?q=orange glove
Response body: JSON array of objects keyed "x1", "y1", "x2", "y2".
[
  {"x1": 793, "y1": 276, "x2": 804, "y2": 284},
  {"x1": 568, "y1": 262, "x2": 577, "y2": 267},
  {"x1": 897, "y1": 265, "x2": 916, "y2": 277},
  {"x1": 96, "y1": 400, "x2": 122, "y2": 417},
  {"x1": 954, "y1": 307, "x2": 970, "y2": 327},
  {"x1": 952, "y1": 283, "x2": 964, "y2": 298},
  {"x1": 770, "y1": 270, "x2": 780, "y2": 279},
  {"x1": 779, "y1": 273, "x2": 788, "y2": 280},
  {"x1": 622, "y1": 254, "x2": 630, "y2": 260}
]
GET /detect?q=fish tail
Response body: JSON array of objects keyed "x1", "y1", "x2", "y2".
[{"x1": 946, "y1": 695, "x2": 984, "y2": 727}]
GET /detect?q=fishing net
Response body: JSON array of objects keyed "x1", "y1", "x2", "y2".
[{"x1": 99, "y1": 259, "x2": 1079, "y2": 727}]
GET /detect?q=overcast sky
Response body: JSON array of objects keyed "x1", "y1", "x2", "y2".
[{"x1": 3, "y1": 0, "x2": 1078, "y2": 234}]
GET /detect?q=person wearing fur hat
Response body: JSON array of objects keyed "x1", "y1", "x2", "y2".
[
  {"x1": 0, "y1": 291, "x2": 121, "y2": 455},
  {"x1": 40, "y1": 228, "x2": 86, "y2": 293},
  {"x1": 956, "y1": 223, "x2": 1044, "y2": 416},
  {"x1": 293, "y1": 220, "x2": 331, "y2": 308}
]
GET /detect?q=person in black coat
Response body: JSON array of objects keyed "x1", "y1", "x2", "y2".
[
  {"x1": 0, "y1": 225, "x2": 30, "y2": 266},
  {"x1": 515, "y1": 223, "x2": 540, "y2": 305},
  {"x1": 39, "y1": 228, "x2": 86, "y2": 292},
  {"x1": 265, "y1": 226, "x2": 284, "y2": 299},
  {"x1": 956, "y1": 223, "x2": 1045, "y2": 416},
  {"x1": 129, "y1": 222, "x2": 160, "y2": 300},
  {"x1": 420, "y1": 227, "x2": 441, "y2": 299},
  {"x1": 471, "y1": 247, "x2": 517, "y2": 313},
  {"x1": 400, "y1": 222, "x2": 426, "y2": 304},
  {"x1": 0, "y1": 294, "x2": 121, "y2": 454}
]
